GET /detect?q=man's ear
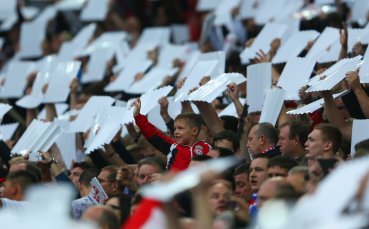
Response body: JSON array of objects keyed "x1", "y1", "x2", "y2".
[{"x1": 323, "y1": 141, "x2": 333, "y2": 152}]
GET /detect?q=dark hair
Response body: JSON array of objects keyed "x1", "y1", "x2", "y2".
[
  {"x1": 191, "y1": 154, "x2": 212, "y2": 161},
  {"x1": 267, "y1": 156, "x2": 298, "y2": 171},
  {"x1": 6, "y1": 170, "x2": 39, "y2": 195},
  {"x1": 138, "y1": 156, "x2": 165, "y2": 172},
  {"x1": 213, "y1": 130, "x2": 240, "y2": 152},
  {"x1": 98, "y1": 207, "x2": 120, "y2": 229},
  {"x1": 256, "y1": 122, "x2": 279, "y2": 145},
  {"x1": 314, "y1": 123, "x2": 342, "y2": 153},
  {"x1": 23, "y1": 161, "x2": 42, "y2": 182},
  {"x1": 101, "y1": 165, "x2": 119, "y2": 182},
  {"x1": 234, "y1": 163, "x2": 250, "y2": 176},
  {"x1": 211, "y1": 146, "x2": 235, "y2": 157},
  {"x1": 279, "y1": 120, "x2": 309, "y2": 148},
  {"x1": 108, "y1": 194, "x2": 132, "y2": 225},
  {"x1": 72, "y1": 161, "x2": 94, "y2": 170},
  {"x1": 175, "y1": 113, "x2": 202, "y2": 131},
  {"x1": 220, "y1": 115, "x2": 239, "y2": 133},
  {"x1": 79, "y1": 168, "x2": 99, "y2": 188},
  {"x1": 354, "y1": 139, "x2": 369, "y2": 158}
]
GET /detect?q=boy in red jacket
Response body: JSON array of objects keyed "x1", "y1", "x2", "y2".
[{"x1": 133, "y1": 98, "x2": 211, "y2": 171}]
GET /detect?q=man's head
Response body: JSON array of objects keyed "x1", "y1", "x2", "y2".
[
  {"x1": 247, "y1": 123, "x2": 278, "y2": 155},
  {"x1": 82, "y1": 206, "x2": 120, "y2": 229},
  {"x1": 137, "y1": 157, "x2": 165, "y2": 186},
  {"x1": 267, "y1": 156, "x2": 297, "y2": 178},
  {"x1": 249, "y1": 154, "x2": 270, "y2": 193},
  {"x1": 2, "y1": 170, "x2": 39, "y2": 201},
  {"x1": 174, "y1": 113, "x2": 202, "y2": 145},
  {"x1": 207, "y1": 180, "x2": 233, "y2": 216},
  {"x1": 69, "y1": 162, "x2": 94, "y2": 188},
  {"x1": 278, "y1": 121, "x2": 309, "y2": 157},
  {"x1": 233, "y1": 163, "x2": 252, "y2": 200},
  {"x1": 9, "y1": 160, "x2": 42, "y2": 182},
  {"x1": 257, "y1": 178, "x2": 296, "y2": 208},
  {"x1": 207, "y1": 147, "x2": 235, "y2": 158},
  {"x1": 98, "y1": 166, "x2": 121, "y2": 197},
  {"x1": 305, "y1": 124, "x2": 342, "y2": 159},
  {"x1": 79, "y1": 169, "x2": 99, "y2": 197},
  {"x1": 189, "y1": 154, "x2": 212, "y2": 167},
  {"x1": 213, "y1": 130, "x2": 240, "y2": 152},
  {"x1": 287, "y1": 166, "x2": 309, "y2": 194}
]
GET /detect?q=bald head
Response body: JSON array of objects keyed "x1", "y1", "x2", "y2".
[
  {"x1": 82, "y1": 206, "x2": 119, "y2": 229},
  {"x1": 257, "y1": 178, "x2": 295, "y2": 208}
]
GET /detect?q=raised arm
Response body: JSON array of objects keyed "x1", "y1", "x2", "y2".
[
  {"x1": 338, "y1": 23, "x2": 348, "y2": 60},
  {"x1": 346, "y1": 71, "x2": 369, "y2": 118},
  {"x1": 193, "y1": 101, "x2": 224, "y2": 135}
]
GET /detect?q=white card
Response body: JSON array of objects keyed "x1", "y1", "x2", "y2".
[
  {"x1": 81, "y1": 32, "x2": 126, "y2": 56},
  {"x1": 196, "y1": 0, "x2": 221, "y2": 11},
  {"x1": 18, "y1": 22, "x2": 44, "y2": 58},
  {"x1": 105, "y1": 60, "x2": 153, "y2": 92},
  {"x1": 157, "y1": 44, "x2": 187, "y2": 68},
  {"x1": 136, "y1": 27, "x2": 170, "y2": 47},
  {"x1": 286, "y1": 90, "x2": 348, "y2": 115},
  {"x1": 0, "y1": 0, "x2": 16, "y2": 20},
  {"x1": 198, "y1": 51, "x2": 226, "y2": 77},
  {"x1": 214, "y1": 0, "x2": 240, "y2": 30},
  {"x1": 350, "y1": 0, "x2": 369, "y2": 22},
  {"x1": 88, "y1": 177, "x2": 109, "y2": 205},
  {"x1": 171, "y1": 24, "x2": 190, "y2": 44},
  {"x1": 81, "y1": 48, "x2": 115, "y2": 83},
  {"x1": 68, "y1": 96, "x2": 115, "y2": 133},
  {"x1": 0, "y1": 103, "x2": 12, "y2": 120},
  {"x1": 272, "y1": 30, "x2": 320, "y2": 64},
  {"x1": 0, "y1": 122, "x2": 19, "y2": 141},
  {"x1": 306, "y1": 56, "x2": 364, "y2": 92},
  {"x1": 37, "y1": 103, "x2": 69, "y2": 120},
  {"x1": 359, "y1": 47, "x2": 369, "y2": 83},
  {"x1": 0, "y1": 61, "x2": 35, "y2": 98},
  {"x1": 140, "y1": 157, "x2": 237, "y2": 201},
  {"x1": 240, "y1": 23, "x2": 289, "y2": 63},
  {"x1": 350, "y1": 120, "x2": 369, "y2": 156},
  {"x1": 259, "y1": 87, "x2": 286, "y2": 125},
  {"x1": 247, "y1": 63, "x2": 272, "y2": 112},
  {"x1": 254, "y1": 0, "x2": 287, "y2": 25},
  {"x1": 277, "y1": 58, "x2": 316, "y2": 100},
  {"x1": 186, "y1": 73, "x2": 246, "y2": 103},
  {"x1": 55, "y1": 133, "x2": 77, "y2": 169},
  {"x1": 218, "y1": 98, "x2": 246, "y2": 118},
  {"x1": 177, "y1": 50, "x2": 201, "y2": 82},
  {"x1": 80, "y1": 0, "x2": 109, "y2": 21},
  {"x1": 306, "y1": 27, "x2": 339, "y2": 61},
  {"x1": 56, "y1": 0, "x2": 87, "y2": 11},
  {"x1": 125, "y1": 67, "x2": 176, "y2": 94},
  {"x1": 239, "y1": 0, "x2": 259, "y2": 19}
]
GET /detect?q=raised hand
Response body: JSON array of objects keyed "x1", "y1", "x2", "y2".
[{"x1": 132, "y1": 98, "x2": 141, "y2": 117}]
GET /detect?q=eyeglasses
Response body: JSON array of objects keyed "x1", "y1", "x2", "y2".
[{"x1": 97, "y1": 178, "x2": 115, "y2": 183}]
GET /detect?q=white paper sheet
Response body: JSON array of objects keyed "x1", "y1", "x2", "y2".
[
  {"x1": 351, "y1": 120, "x2": 369, "y2": 156},
  {"x1": 177, "y1": 51, "x2": 201, "y2": 82},
  {"x1": 247, "y1": 63, "x2": 272, "y2": 112},
  {"x1": 55, "y1": 133, "x2": 76, "y2": 169},
  {"x1": 254, "y1": 0, "x2": 287, "y2": 25},
  {"x1": 0, "y1": 0, "x2": 16, "y2": 20},
  {"x1": 359, "y1": 47, "x2": 369, "y2": 83},
  {"x1": 239, "y1": 0, "x2": 260, "y2": 19},
  {"x1": 80, "y1": 0, "x2": 109, "y2": 21},
  {"x1": 147, "y1": 105, "x2": 170, "y2": 132},
  {"x1": 136, "y1": 27, "x2": 170, "y2": 47},
  {"x1": 259, "y1": 87, "x2": 286, "y2": 125},
  {"x1": 37, "y1": 103, "x2": 69, "y2": 120},
  {"x1": 68, "y1": 96, "x2": 115, "y2": 133},
  {"x1": 186, "y1": 73, "x2": 246, "y2": 103},
  {"x1": 196, "y1": 0, "x2": 221, "y2": 11},
  {"x1": 140, "y1": 157, "x2": 237, "y2": 201},
  {"x1": 81, "y1": 47, "x2": 115, "y2": 83},
  {"x1": 218, "y1": 98, "x2": 246, "y2": 118},
  {"x1": 88, "y1": 177, "x2": 109, "y2": 204},
  {"x1": 157, "y1": 44, "x2": 187, "y2": 68},
  {"x1": 81, "y1": 32, "x2": 126, "y2": 56},
  {"x1": 198, "y1": 51, "x2": 226, "y2": 77},
  {"x1": 125, "y1": 67, "x2": 176, "y2": 94},
  {"x1": 272, "y1": 30, "x2": 320, "y2": 64},
  {"x1": 0, "y1": 122, "x2": 19, "y2": 141},
  {"x1": 174, "y1": 60, "x2": 219, "y2": 102},
  {"x1": 240, "y1": 23, "x2": 289, "y2": 63},
  {"x1": 277, "y1": 58, "x2": 316, "y2": 100},
  {"x1": 0, "y1": 103, "x2": 12, "y2": 120},
  {"x1": 286, "y1": 90, "x2": 348, "y2": 115},
  {"x1": 56, "y1": 0, "x2": 87, "y2": 11},
  {"x1": 350, "y1": 0, "x2": 369, "y2": 22},
  {"x1": 171, "y1": 24, "x2": 190, "y2": 44},
  {"x1": 306, "y1": 56, "x2": 364, "y2": 92},
  {"x1": 18, "y1": 22, "x2": 44, "y2": 58},
  {"x1": 214, "y1": 0, "x2": 240, "y2": 30},
  {"x1": 43, "y1": 61, "x2": 81, "y2": 103},
  {"x1": 0, "y1": 61, "x2": 35, "y2": 98},
  {"x1": 306, "y1": 27, "x2": 339, "y2": 61},
  {"x1": 105, "y1": 60, "x2": 153, "y2": 92}
]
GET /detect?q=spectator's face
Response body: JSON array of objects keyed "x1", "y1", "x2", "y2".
[
  {"x1": 98, "y1": 170, "x2": 116, "y2": 197},
  {"x1": 174, "y1": 119, "x2": 196, "y2": 145},
  {"x1": 234, "y1": 173, "x2": 252, "y2": 199},
  {"x1": 137, "y1": 164, "x2": 159, "y2": 186},
  {"x1": 305, "y1": 129, "x2": 325, "y2": 159},
  {"x1": 249, "y1": 158, "x2": 269, "y2": 193},
  {"x1": 267, "y1": 166, "x2": 288, "y2": 178},
  {"x1": 214, "y1": 139, "x2": 234, "y2": 151},
  {"x1": 69, "y1": 167, "x2": 83, "y2": 188},
  {"x1": 208, "y1": 183, "x2": 232, "y2": 216},
  {"x1": 247, "y1": 125, "x2": 260, "y2": 155},
  {"x1": 287, "y1": 172, "x2": 306, "y2": 194},
  {"x1": 278, "y1": 125, "x2": 295, "y2": 156}
]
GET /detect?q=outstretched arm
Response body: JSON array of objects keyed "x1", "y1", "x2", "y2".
[{"x1": 346, "y1": 71, "x2": 369, "y2": 118}]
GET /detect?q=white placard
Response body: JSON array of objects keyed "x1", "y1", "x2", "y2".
[
  {"x1": 56, "y1": 0, "x2": 87, "y2": 11},
  {"x1": 18, "y1": 22, "x2": 44, "y2": 58},
  {"x1": 81, "y1": 32, "x2": 126, "y2": 56},
  {"x1": 0, "y1": 122, "x2": 19, "y2": 141},
  {"x1": 125, "y1": 67, "x2": 176, "y2": 94},
  {"x1": 286, "y1": 90, "x2": 348, "y2": 115},
  {"x1": 247, "y1": 63, "x2": 272, "y2": 112},
  {"x1": 214, "y1": 0, "x2": 240, "y2": 30},
  {"x1": 350, "y1": 0, "x2": 369, "y2": 22},
  {"x1": 306, "y1": 56, "x2": 364, "y2": 92},
  {"x1": 259, "y1": 87, "x2": 286, "y2": 125},
  {"x1": 55, "y1": 133, "x2": 76, "y2": 169},
  {"x1": 239, "y1": 0, "x2": 259, "y2": 19},
  {"x1": 80, "y1": 0, "x2": 109, "y2": 21},
  {"x1": 0, "y1": 0, "x2": 16, "y2": 20},
  {"x1": 43, "y1": 61, "x2": 81, "y2": 103},
  {"x1": 306, "y1": 27, "x2": 339, "y2": 61},
  {"x1": 105, "y1": 60, "x2": 153, "y2": 92},
  {"x1": 240, "y1": 23, "x2": 289, "y2": 63},
  {"x1": 186, "y1": 73, "x2": 246, "y2": 103},
  {"x1": 359, "y1": 47, "x2": 369, "y2": 83},
  {"x1": 254, "y1": 0, "x2": 287, "y2": 25},
  {"x1": 88, "y1": 177, "x2": 109, "y2": 205},
  {"x1": 196, "y1": 0, "x2": 221, "y2": 11},
  {"x1": 0, "y1": 61, "x2": 35, "y2": 98},
  {"x1": 81, "y1": 48, "x2": 115, "y2": 83},
  {"x1": 0, "y1": 103, "x2": 12, "y2": 120},
  {"x1": 218, "y1": 98, "x2": 246, "y2": 118},
  {"x1": 171, "y1": 24, "x2": 190, "y2": 44},
  {"x1": 277, "y1": 58, "x2": 316, "y2": 100},
  {"x1": 351, "y1": 120, "x2": 369, "y2": 156},
  {"x1": 157, "y1": 44, "x2": 187, "y2": 68},
  {"x1": 272, "y1": 30, "x2": 320, "y2": 64},
  {"x1": 198, "y1": 51, "x2": 226, "y2": 77},
  {"x1": 68, "y1": 96, "x2": 115, "y2": 133},
  {"x1": 140, "y1": 157, "x2": 237, "y2": 201},
  {"x1": 37, "y1": 103, "x2": 69, "y2": 120},
  {"x1": 177, "y1": 50, "x2": 201, "y2": 82},
  {"x1": 137, "y1": 27, "x2": 170, "y2": 47}
]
